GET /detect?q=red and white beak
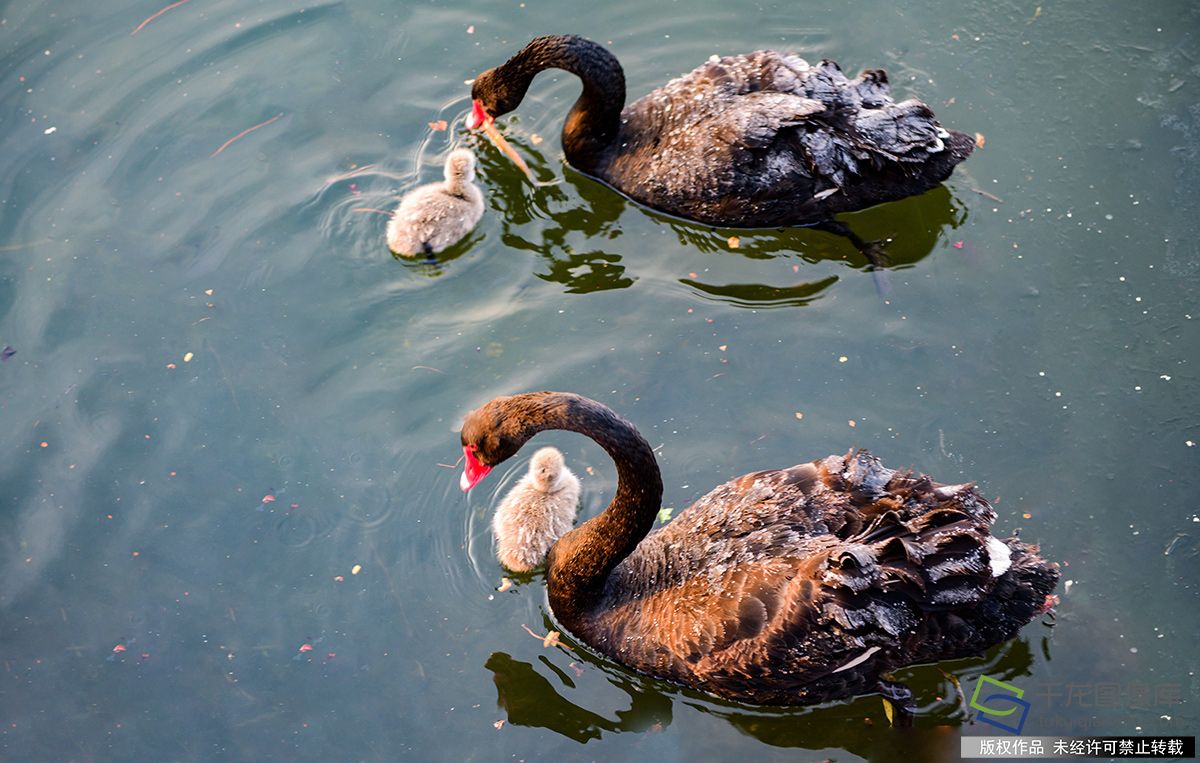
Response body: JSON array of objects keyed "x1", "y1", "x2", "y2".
[
  {"x1": 460, "y1": 445, "x2": 492, "y2": 491},
  {"x1": 464, "y1": 99, "x2": 491, "y2": 130}
]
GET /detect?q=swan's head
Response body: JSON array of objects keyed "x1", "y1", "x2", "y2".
[
  {"x1": 465, "y1": 67, "x2": 527, "y2": 129},
  {"x1": 460, "y1": 396, "x2": 525, "y2": 491},
  {"x1": 443, "y1": 148, "x2": 477, "y2": 184},
  {"x1": 460, "y1": 392, "x2": 585, "y2": 491},
  {"x1": 528, "y1": 447, "x2": 567, "y2": 492}
]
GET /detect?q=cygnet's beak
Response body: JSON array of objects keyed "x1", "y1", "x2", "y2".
[
  {"x1": 460, "y1": 445, "x2": 492, "y2": 491},
  {"x1": 465, "y1": 99, "x2": 492, "y2": 130}
]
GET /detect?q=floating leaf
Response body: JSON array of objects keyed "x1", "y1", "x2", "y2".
[
  {"x1": 727, "y1": 236, "x2": 740, "y2": 248},
  {"x1": 351, "y1": 564, "x2": 362, "y2": 575},
  {"x1": 657, "y1": 507, "x2": 674, "y2": 523}
]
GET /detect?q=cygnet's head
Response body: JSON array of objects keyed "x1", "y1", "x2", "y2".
[
  {"x1": 528, "y1": 447, "x2": 566, "y2": 492},
  {"x1": 443, "y1": 148, "x2": 477, "y2": 185}
]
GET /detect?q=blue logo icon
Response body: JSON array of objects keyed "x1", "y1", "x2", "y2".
[{"x1": 970, "y1": 675, "x2": 1031, "y2": 734}]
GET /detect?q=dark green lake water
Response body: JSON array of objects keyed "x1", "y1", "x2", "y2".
[{"x1": 1, "y1": 1, "x2": 1198, "y2": 761}]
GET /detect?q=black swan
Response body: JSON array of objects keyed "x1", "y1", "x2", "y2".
[
  {"x1": 386, "y1": 148, "x2": 484, "y2": 256},
  {"x1": 492, "y1": 446, "x2": 580, "y2": 572},
  {"x1": 465, "y1": 35, "x2": 975, "y2": 227},
  {"x1": 459, "y1": 392, "x2": 1059, "y2": 708}
]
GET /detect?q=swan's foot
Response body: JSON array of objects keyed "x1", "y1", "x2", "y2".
[
  {"x1": 877, "y1": 678, "x2": 916, "y2": 728},
  {"x1": 812, "y1": 220, "x2": 892, "y2": 298}
]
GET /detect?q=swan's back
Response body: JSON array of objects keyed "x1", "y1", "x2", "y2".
[
  {"x1": 604, "y1": 52, "x2": 975, "y2": 226},
  {"x1": 566, "y1": 450, "x2": 1057, "y2": 705}
]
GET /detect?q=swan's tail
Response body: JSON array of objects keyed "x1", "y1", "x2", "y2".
[
  {"x1": 817, "y1": 451, "x2": 1059, "y2": 662},
  {"x1": 793, "y1": 61, "x2": 974, "y2": 207}
]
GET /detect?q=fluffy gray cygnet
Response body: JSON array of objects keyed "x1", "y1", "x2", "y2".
[
  {"x1": 386, "y1": 149, "x2": 484, "y2": 256},
  {"x1": 492, "y1": 447, "x2": 580, "y2": 572}
]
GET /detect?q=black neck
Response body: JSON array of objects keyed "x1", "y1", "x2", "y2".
[
  {"x1": 499, "y1": 36, "x2": 626, "y2": 172},
  {"x1": 498, "y1": 393, "x2": 661, "y2": 621}
]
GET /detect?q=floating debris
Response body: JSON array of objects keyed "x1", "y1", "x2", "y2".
[
  {"x1": 351, "y1": 564, "x2": 362, "y2": 575},
  {"x1": 428, "y1": 120, "x2": 448, "y2": 131},
  {"x1": 211, "y1": 113, "x2": 284, "y2": 158},
  {"x1": 131, "y1": 0, "x2": 191, "y2": 36},
  {"x1": 1, "y1": 346, "x2": 15, "y2": 361},
  {"x1": 521, "y1": 624, "x2": 568, "y2": 649},
  {"x1": 497, "y1": 577, "x2": 513, "y2": 593}
]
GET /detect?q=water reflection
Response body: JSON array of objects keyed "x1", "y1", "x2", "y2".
[
  {"x1": 471, "y1": 129, "x2": 967, "y2": 305},
  {"x1": 487, "y1": 626, "x2": 1041, "y2": 759},
  {"x1": 486, "y1": 652, "x2": 672, "y2": 742}
]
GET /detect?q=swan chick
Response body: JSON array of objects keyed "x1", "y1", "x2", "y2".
[
  {"x1": 492, "y1": 447, "x2": 580, "y2": 572},
  {"x1": 386, "y1": 148, "x2": 484, "y2": 257}
]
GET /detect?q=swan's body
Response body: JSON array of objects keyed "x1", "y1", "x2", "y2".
[
  {"x1": 492, "y1": 446, "x2": 580, "y2": 572},
  {"x1": 387, "y1": 149, "x2": 484, "y2": 256},
  {"x1": 467, "y1": 36, "x2": 974, "y2": 227},
  {"x1": 460, "y1": 392, "x2": 1058, "y2": 707}
]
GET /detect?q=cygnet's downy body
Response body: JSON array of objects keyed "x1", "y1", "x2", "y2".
[
  {"x1": 492, "y1": 447, "x2": 580, "y2": 572},
  {"x1": 387, "y1": 149, "x2": 484, "y2": 257}
]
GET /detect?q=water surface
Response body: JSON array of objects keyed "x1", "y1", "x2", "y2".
[{"x1": 1, "y1": 1, "x2": 1198, "y2": 761}]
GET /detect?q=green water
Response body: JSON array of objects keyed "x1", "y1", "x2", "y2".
[{"x1": 1, "y1": 1, "x2": 1197, "y2": 761}]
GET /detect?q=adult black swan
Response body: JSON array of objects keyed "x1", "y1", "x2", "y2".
[
  {"x1": 459, "y1": 392, "x2": 1058, "y2": 709},
  {"x1": 465, "y1": 35, "x2": 975, "y2": 227}
]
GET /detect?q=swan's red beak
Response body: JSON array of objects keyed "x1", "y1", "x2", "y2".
[
  {"x1": 460, "y1": 445, "x2": 492, "y2": 491},
  {"x1": 465, "y1": 99, "x2": 492, "y2": 130}
]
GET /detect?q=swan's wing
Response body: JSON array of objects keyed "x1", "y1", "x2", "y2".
[
  {"x1": 710, "y1": 92, "x2": 825, "y2": 149},
  {"x1": 588, "y1": 452, "x2": 1058, "y2": 702},
  {"x1": 614, "y1": 52, "x2": 961, "y2": 210}
]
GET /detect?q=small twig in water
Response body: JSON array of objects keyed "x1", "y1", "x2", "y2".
[
  {"x1": 970, "y1": 187, "x2": 1004, "y2": 203},
  {"x1": 326, "y1": 165, "x2": 377, "y2": 184},
  {"x1": 131, "y1": 0, "x2": 192, "y2": 36},
  {"x1": 211, "y1": 113, "x2": 283, "y2": 158}
]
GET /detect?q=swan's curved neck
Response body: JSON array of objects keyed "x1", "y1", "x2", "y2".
[
  {"x1": 501, "y1": 36, "x2": 626, "y2": 172},
  {"x1": 504, "y1": 393, "x2": 660, "y2": 621}
]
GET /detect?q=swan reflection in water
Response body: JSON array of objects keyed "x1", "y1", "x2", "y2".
[
  {"x1": 472, "y1": 131, "x2": 968, "y2": 306},
  {"x1": 486, "y1": 632, "x2": 1043, "y2": 761}
]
